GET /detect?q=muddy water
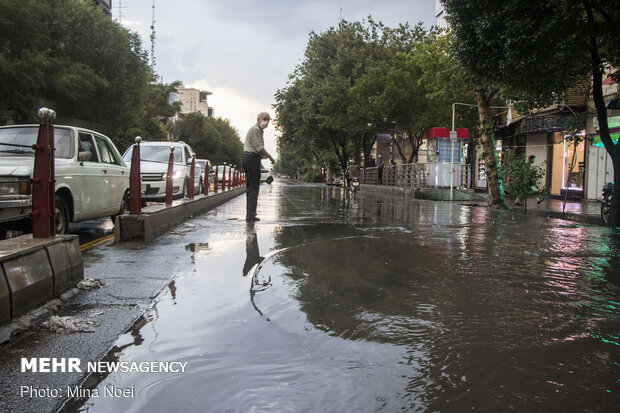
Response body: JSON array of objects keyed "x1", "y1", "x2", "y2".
[{"x1": 69, "y1": 183, "x2": 620, "y2": 412}]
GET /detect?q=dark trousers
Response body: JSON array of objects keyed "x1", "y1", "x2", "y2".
[{"x1": 243, "y1": 152, "x2": 261, "y2": 218}]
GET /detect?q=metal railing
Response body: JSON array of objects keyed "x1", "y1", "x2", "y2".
[{"x1": 360, "y1": 163, "x2": 472, "y2": 190}]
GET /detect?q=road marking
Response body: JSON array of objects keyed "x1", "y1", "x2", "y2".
[{"x1": 80, "y1": 234, "x2": 115, "y2": 251}]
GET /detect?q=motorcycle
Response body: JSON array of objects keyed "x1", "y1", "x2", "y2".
[{"x1": 601, "y1": 182, "x2": 614, "y2": 224}]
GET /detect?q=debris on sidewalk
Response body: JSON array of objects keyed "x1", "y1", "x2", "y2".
[
  {"x1": 77, "y1": 277, "x2": 104, "y2": 290},
  {"x1": 42, "y1": 315, "x2": 98, "y2": 333}
]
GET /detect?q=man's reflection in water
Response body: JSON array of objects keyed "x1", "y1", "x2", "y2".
[
  {"x1": 243, "y1": 222, "x2": 264, "y2": 277},
  {"x1": 244, "y1": 223, "x2": 271, "y2": 319}
]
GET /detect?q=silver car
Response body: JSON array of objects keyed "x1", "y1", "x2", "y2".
[
  {"x1": 0, "y1": 125, "x2": 130, "y2": 236},
  {"x1": 122, "y1": 141, "x2": 202, "y2": 201}
]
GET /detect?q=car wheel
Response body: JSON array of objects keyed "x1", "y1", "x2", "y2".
[
  {"x1": 198, "y1": 178, "x2": 203, "y2": 195},
  {"x1": 183, "y1": 180, "x2": 189, "y2": 198},
  {"x1": 55, "y1": 195, "x2": 69, "y2": 235},
  {"x1": 112, "y1": 191, "x2": 129, "y2": 223}
]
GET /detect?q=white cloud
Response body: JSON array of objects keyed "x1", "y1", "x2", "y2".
[{"x1": 119, "y1": 0, "x2": 437, "y2": 161}]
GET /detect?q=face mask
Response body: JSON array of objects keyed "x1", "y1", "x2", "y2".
[{"x1": 260, "y1": 120, "x2": 269, "y2": 129}]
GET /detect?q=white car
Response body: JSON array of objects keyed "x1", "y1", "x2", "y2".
[
  {"x1": 122, "y1": 141, "x2": 202, "y2": 201},
  {"x1": 212, "y1": 165, "x2": 236, "y2": 186},
  {"x1": 261, "y1": 167, "x2": 274, "y2": 184},
  {"x1": 0, "y1": 124, "x2": 130, "y2": 236}
]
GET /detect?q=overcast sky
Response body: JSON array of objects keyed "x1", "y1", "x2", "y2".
[{"x1": 119, "y1": 0, "x2": 438, "y2": 159}]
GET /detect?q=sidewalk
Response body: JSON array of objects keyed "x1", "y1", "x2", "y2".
[{"x1": 494, "y1": 195, "x2": 605, "y2": 226}]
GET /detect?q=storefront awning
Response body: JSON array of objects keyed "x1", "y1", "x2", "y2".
[
  {"x1": 593, "y1": 115, "x2": 620, "y2": 147},
  {"x1": 423, "y1": 127, "x2": 469, "y2": 139}
]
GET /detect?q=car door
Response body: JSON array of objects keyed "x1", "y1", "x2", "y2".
[
  {"x1": 94, "y1": 134, "x2": 127, "y2": 213},
  {"x1": 75, "y1": 132, "x2": 107, "y2": 219}
]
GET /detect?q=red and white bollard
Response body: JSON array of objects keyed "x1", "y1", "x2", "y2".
[
  {"x1": 214, "y1": 165, "x2": 219, "y2": 194},
  {"x1": 165, "y1": 146, "x2": 175, "y2": 206},
  {"x1": 129, "y1": 136, "x2": 142, "y2": 214},
  {"x1": 188, "y1": 157, "x2": 195, "y2": 200},
  {"x1": 32, "y1": 108, "x2": 56, "y2": 238}
]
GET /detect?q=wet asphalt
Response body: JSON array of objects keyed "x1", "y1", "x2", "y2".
[{"x1": 1, "y1": 180, "x2": 619, "y2": 412}]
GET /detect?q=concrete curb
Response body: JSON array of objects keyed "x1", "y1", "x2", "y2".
[
  {"x1": 359, "y1": 184, "x2": 484, "y2": 201},
  {"x1": 511, "y1": 206, "x2": 605, "y2": 226},
  {"x1": 0, "y1": 234, "x2": 83, "y2": 324},
  {"x1": 359, "y1": 183, "x2": 606, "y2": 226},
  {"x1": 115, "y1": 187, "x2": 246, "y2": 242}
]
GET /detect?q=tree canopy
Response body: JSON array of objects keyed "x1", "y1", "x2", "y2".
[
  {"x1": 442, "y1": 0, "x2": 620, "y2": 223},
  {"x1": 173, "y1": 113, "x2": 243, "y2": 167},
  {"x1": 274, "y1": 18, "x2": 477, "y2": 178},
  {"x1": 0, "y1": 0, "x2": 180, "y2": 152}
]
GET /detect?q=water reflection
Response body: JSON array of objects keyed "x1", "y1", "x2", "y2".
[{"x1": 72, "y1": 183, "x2": 620, "y2": 412}]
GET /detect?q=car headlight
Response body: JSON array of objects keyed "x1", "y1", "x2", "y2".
[
  {"x1": 163, "y1": 170, "x2": 184, "y2": 179},
  {"x1": 0, "y1": 178, "x2": 31, "y2": 195}
]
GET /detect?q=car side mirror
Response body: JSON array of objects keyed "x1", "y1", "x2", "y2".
[
  {"x1": 187, "y1": 157, "x2": 194, "y2": 165},
  {"x1": 78, "y1": 151, "x2": 93, "y2": 165}
]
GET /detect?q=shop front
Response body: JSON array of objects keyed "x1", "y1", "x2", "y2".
[
  {"x1": 549, "y1": 131, "x2": 586, "y2": 198},
  {"x1": 586, "y1": 115, "x2": 619, "y2": 200}
]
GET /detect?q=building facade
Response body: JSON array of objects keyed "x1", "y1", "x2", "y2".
[
  {"x1": 177, "y1": 88, "x2": 214, "y2": 117},
  {"x1": 90, "y1": 0, "x2": 112, "y2": 17}
]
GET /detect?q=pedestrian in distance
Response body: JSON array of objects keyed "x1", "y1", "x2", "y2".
[
  {"x1": 377, "y1": 154, "x2": 384, "y2": 184},
  {"x1": 346, "y1": 161, "x2": 360, "y2": 187},
  {"x1": 242, "y1": 112, "x2": 276, "y2": 222}
]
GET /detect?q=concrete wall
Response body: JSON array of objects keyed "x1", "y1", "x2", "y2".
[
  {"x1": 0, "y1": 235, "x2": 83, "y2": 323},
  {"x1": 115, "y1": 187, "x2": 245, "y2": 242}
]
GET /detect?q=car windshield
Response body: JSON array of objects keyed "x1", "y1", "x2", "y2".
[
  {"x1": 124, "y1": 145, "x2": 182, "y2": 164},
  {"x1": 0, "y1": 127, "x2": 73, "y2": 158},
  {"x1": 197, "y1": 160, "x2": 207, "y2": 170}
]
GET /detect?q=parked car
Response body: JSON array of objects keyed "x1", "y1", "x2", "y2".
[
  {"x1": 261, "y1": 167, "x2": 274, "y2": 184},
  {"x1": 122, "y1": 141, "x2": 202, "y2": 201},
  {"x1": 0, "y1": 124, "x2": 130, "y2": 236},
  {"x1": 212, "y1": 165, "x2": 236, "y2": 186},
  {"x1": 196, "y1": 158, "x2": 213, "y2": 187}
]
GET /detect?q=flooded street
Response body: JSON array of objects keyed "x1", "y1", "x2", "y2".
[{"x1": 68, "y1": 181, "x2": 620, "y2": 412}]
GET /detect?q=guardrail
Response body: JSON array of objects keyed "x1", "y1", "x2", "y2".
[{"x1": 360, "y1": 163, "x2": 472, "y2": 190}]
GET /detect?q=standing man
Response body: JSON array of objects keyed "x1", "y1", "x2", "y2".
[{"x1": 243, "y1": 112, "x2": 275, "y2": 222}]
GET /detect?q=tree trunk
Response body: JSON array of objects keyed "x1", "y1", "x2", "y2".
[
  {"x1": 475, "y1": 86, "x2": 508, "y2": 209},
  {"x1": 584, "y1": 1, "x2": 619, "y2": 226},
  {"x1": 406, "y1": 134, "x2": 422, "y2": 163}
]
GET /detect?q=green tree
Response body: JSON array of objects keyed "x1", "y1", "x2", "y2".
[
  {"x1": 0, "y1": 0, "x2": 174, "y2": 152},
  {"x1": 441, "y1": 0, "x2": 620, "y2": 224},
  {"x1": 173, "y1": 113, "x2": 243, "y2": 167},
  {"x1": 503, "y1": 151, "x2": 546, "y2": 210}
]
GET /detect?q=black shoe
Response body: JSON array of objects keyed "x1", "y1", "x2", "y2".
[
  {"x1": 246, "y1": 216, "x2": 260, "y2": 222},
  {"x1": 537, "y1": 198, "x2": 544, "y2": 204}
]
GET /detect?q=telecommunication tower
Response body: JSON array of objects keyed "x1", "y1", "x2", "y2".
[{"x1": 150, "y1": 0, "x2": 157, "y2": 71}]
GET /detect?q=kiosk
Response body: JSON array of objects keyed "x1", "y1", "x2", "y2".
[{"x1": 424, "y1": 127, "x2": 469, "y2": 188}]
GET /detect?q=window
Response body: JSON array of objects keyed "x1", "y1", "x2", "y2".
[
  {"x1": 78, "y1": 133, "x2": 99, "y2": 162},
  {"x1": 95, "y1": 136, "x2": 120, "y2": 165},
  {"x1": 437, "y1": 138, "x2": 461, "y2": 163}
]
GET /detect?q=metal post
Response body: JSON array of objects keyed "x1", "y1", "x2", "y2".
[
  {"x1": 204, "y1": 163, "x2": 209, "y2": 196},
  {"x1": 165, "y1": 146, "x2": 174, "y2": 205},
  {"x1": 214, "y1": 165, "x2": 219, "y2": 193},
  {"x1": 129, "y1": 136, "x2": 142, "y2": 214},
  {"x1": 32, "y1": 108, "x2": 56, "y2": 238},
  {"x1": 188, "y1": 156, "x2": 195, "y2": 199}
]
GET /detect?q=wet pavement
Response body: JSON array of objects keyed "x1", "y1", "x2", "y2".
[{"x1": 2, "y1": 180, "x2": 620, "y2": 412}]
